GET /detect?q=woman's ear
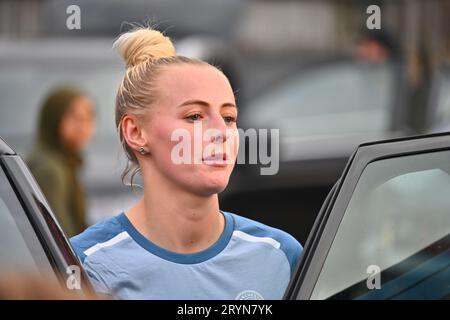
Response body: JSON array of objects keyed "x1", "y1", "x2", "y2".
[{"x1": 121, "y1": 114, "x2": 149, "y2": 154}]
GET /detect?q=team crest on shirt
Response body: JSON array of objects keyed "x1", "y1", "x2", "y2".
[{"x1": 235, "y1": 290, "x2": 264, "y2": 300}]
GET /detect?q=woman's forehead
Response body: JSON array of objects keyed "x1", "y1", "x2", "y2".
[{"x1": 157, "y1": 64, "x2": 235, "y2": 104}]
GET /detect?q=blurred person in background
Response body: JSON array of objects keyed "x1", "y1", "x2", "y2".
[
  {"x1": 355, "y1": 29, "x2": 401, "y2": 64},
  {"x1": 27, "y1": 87, "x2": 95, "y2": 237}
]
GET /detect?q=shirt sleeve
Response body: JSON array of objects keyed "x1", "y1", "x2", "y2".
[
  {"x1": 83, "y1": 260, "x2": 112, "y2": 297},
  {"x1": 279, "y1": 234, "x2": 303, "y2": 276}
]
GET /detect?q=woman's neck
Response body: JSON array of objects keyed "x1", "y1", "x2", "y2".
[{"x1": 126, "y1": 175, "x2": 224, "y2": 254}]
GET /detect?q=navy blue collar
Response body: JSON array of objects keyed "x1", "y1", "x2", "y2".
[{"x1": 116, "y1": 210, "x2": 234, "y2": 264}]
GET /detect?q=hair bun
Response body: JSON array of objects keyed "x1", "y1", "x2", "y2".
[{"x1": 114, "y1": 27, "x2": 176, "y2": 68}]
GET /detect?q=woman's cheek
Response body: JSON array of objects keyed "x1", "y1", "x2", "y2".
[
  {"x1": 157, "y1": 120, "x2": 196, "y2": 165},
  {"x1": 227, "y1": 128, "x2": 239, "y2": 162}
]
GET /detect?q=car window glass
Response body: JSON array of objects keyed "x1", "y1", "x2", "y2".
[
  {"x1": 0, "y1": 167, "x2": 54, "y2": 274},
  {"x1": 311, "y1": 150, "x2": 450, "y2": 299}
]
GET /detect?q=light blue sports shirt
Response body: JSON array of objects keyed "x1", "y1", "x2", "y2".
[{"x1": 70, "y1": 211, "x2": 302, "y2": 300}]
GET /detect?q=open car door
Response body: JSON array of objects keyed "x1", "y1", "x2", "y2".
[
  {"x1": 285, "y1": 132, "x2": 450, "y2": 300},
  {"x1": 0, "y1": 137, "x2": 93, "y2": 296}
]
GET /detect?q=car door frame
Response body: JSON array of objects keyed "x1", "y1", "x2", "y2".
[{"x1": 284, "y1": 131, "x2": 450, "y2": 300}]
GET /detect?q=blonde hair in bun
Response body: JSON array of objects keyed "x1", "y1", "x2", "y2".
[
  {"x1": 114, "y1": 26, "x2": 209, "y2": 186},
  {"x1": 114, "y1": 28, "x2": 176, "y2": 68}
]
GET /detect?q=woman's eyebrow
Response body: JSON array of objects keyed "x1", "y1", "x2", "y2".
[{"x1": 177, "y1": 99, "x2": 237, "y2": 109}]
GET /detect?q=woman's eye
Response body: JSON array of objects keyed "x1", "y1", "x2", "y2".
[
  {"x1": 224, "y1": 116, "x2": 237, "y2": 123},
  {"x1": 187, "y1": 114, "x2": 202, "y2": 121}
]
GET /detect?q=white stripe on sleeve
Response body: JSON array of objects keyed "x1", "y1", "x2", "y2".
[
  {"x1": 232, "y1": 230, "x2": 281, "y2": 249},
  {"x1": 83, "y1": 231, "x2": 130, "y2": 257}
]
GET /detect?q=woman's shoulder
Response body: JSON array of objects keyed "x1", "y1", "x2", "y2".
[
  {"x1": 224, "y1": 210, "x2": 303, "y2": 270},
  {"x1": 70, "y1": 213, "x2": 125, "y2": 263}
]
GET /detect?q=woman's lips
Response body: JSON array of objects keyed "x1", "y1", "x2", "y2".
[{"x1": 202, "y1": 153, "x2": 229, "y2": 167}]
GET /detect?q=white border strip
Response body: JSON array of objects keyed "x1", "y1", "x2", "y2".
[
  {"x1": 83, "y1": 231, "x2": 130, "y2": 257},
  {"x1": 233, "y1": 230, "x2": 281, "y2": 249}
]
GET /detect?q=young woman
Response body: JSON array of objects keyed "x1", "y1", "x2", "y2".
[
  {"x1": 71, "y1": 27, "x2": 302, "y2": 300},
  {"x1": 28, "y1": 87, "x2": 95, "y2": 237}
]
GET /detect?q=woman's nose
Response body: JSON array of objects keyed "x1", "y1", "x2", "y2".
[{"x1": 207, "y1": 115, "x2": 229, "y2": 143}]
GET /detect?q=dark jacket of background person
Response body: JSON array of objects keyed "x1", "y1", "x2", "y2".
[{"x1": 27, "y1": 88, "x2": 87, "y2": 237}]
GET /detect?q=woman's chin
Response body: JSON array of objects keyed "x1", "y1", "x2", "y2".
[{"x1": 191, "y1": 178, "x2": 229, "y2": 197}]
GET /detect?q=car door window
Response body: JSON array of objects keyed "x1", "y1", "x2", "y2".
[
  {"x1": 311, "y1": 150, "x2": 450, "y2": 299},
  {"x1": 0, "y1": 166, "x2": 54, "y2": 274}
]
